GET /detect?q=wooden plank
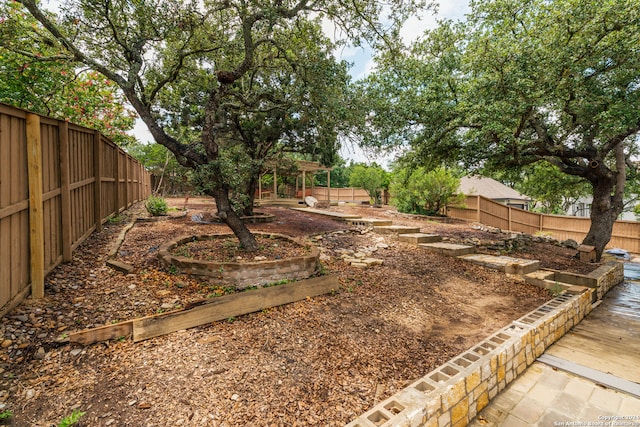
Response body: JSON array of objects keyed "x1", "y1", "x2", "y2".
[
  {"x1": 26, "y1": 113, "x2": 45, "y2": 299},
  {"x1": 0, "y1": 200, "x2": 29, "y2": 221},
  {"x1": 59, "y1": 120, "x2": 72, "y2": 261},
  {"x1": 0, "y1": 217, "x2": 11, "y2": 307},
  {"x1": 69, "y1": 177, "x2": 95, "y2": 191},
  {"x1": 113, "y1": 147, "x2": 120, "y2": 214},
  {"x1": 69, "y1": 321, "x2": 133, "y2": 346},
  {"x1": 538, "y1": 354, "x2": 640, "y2": 398},
  {"x1": 106, "y1": 259, "x2": 134, "y2": 274},
  {"x1": 93, "y1": 131, "x2": 102, "y2": 231},
  {"x1": 67, "y1": 275, "x2": 338, "y2": 346},
  {"x1": 133, "y1": 275, "x2": 339, "y2": 342}
]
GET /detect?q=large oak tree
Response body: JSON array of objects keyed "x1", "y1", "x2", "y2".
[
  {"x1": 14, "y1": 0, "x2": 429, "y2": 251},
  {"x1": 359, "y1": 0, "x2": 640, "y2": 260}
]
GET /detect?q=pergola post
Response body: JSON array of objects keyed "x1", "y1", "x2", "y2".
[
  {"x1": 302, "y1": 170, "x2": 306, "y2": 200},
  {"x1": 273, "y1": 169, "x2": 277, "y2": 199}
]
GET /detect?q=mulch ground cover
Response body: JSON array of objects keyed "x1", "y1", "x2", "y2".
[{"x1": 0, "y1": 198, "x2": 599, "y2": 426}]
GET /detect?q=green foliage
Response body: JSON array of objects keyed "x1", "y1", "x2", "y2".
[
  {"x1": 145, "y1": 196, "x2": 168, "y2": 216},
  {"x1": 15, "y1": 0, "x2": 433, "y2": 249},
  {"x1": 0, "y1": 2, "x2": 137, "y2": 146},
  {"x1": 549, "y1": 282, "x2": 566, "y2": 298},
  {"x1": 359, "y1": 0, "x2": 640, "y2": 258},
  {"x1": 496, "y1": 163, "x2": 591, "y2": 215},
  {"x1": 348, "y1": 164, "x2": 389, "y2": 205},
  {"x1": 58, "y1": 410, "x2": 85, "y2": 427},
  {"x1": 313, "y1": 156, "x2": 352, "y2": 188},
  {"x1": 390, "y1": 166, "x2": 463, "y2": 215},
  {"x1": 127, "y1": 143, "x2": 190, "y2": 194},
  {"x1": 0, "y1": 410, "x2": 12, "y2": 420}
]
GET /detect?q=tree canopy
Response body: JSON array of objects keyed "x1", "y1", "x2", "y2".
[
  {"x1": 12, "y1": 0, "x2": 431, "y2": 250},
  {"x1": 348, "y1": 163, "x2": 388, "y2": 205},
  {"x1": 0, "y1": 2, "x2": 137, "y2": 146},
  {"x1": 359, "y1": 0, "x2": 640, "y2": 260}
]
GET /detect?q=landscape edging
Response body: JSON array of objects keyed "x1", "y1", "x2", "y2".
[
  {"x1": 345, "y1": 289, "x2": 594, "y2": 427},
  {"x1": 347, "y1": 261, "x2": 624, "y2": 426}
]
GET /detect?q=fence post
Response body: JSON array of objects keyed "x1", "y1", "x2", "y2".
[
  {"x1": 124, "y1": 155, "x2": 129, "y2": 208},
  {"x1": 140, "y1": 162, "x2": 144, "y2": 200},
  {"x1": 94, "y1": 131, "x2": 102, "y2": 231},
  {"x1": 508, "y1": 206, "x2": 512, "y2": 231},
  {"x1": 26, "y1": 114, "x2": 44, "y2": 299},
  {"x1": 539, "y1": 213, "x2": 543, "y2": 232},
  {"x1": 114, "y1": 147, "x2": 120, "y2": 214},
  {"x1": 476, "y1": 196, "x2": 481, "y2": 222},
  {"x1": 58, "y1": 120, "x2": 72, "y2": 262}
]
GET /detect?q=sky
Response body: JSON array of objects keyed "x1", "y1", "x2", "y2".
[
  {"x1": 128, "y1": 1, "x2": 472, "y2": 166},
  {"x1": 336, "y1": 0, "x2": 471, "y2": 166}
]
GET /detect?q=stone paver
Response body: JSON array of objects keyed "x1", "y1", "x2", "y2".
[
  {"x1": 458, "y1": 254, "x2": 540, "y2": 275},
  {"x1": 398, "y1": 233, "x2": 442, "y2": 245},
  {"x1": 372, "y1": 225, "x2": 421, "y2": 234},
  {"x1": 419, "y1": 242, "x2": 476, "y2": 256},
  {"x1": 470, "y1": 362, "x2": 640, "y2": 427},
  {"x1": 344, "y1": 218, "x2": 393, "y2": 227}
]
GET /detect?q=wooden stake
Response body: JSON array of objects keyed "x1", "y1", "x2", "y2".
[
  {"x1": 93, "y1": 130, "x2": 102, "y2": 231},
  {"x1": 26, "y1": 114, "x2": 44, "y2": 298},
  {"x1": 58, "y1": 120, "x2": 72, "y2": 262}
]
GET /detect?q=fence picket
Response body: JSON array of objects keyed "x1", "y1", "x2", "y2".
[{"x1": 0, "y1": 103, "x2": 151, "y2": 314}]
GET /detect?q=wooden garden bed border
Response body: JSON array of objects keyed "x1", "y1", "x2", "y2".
[{"x1": 69, "y1": 275, "x2": 338, "y2": 345}]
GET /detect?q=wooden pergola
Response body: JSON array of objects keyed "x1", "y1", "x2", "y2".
[{"x1": 258, "y1": 160, "x2": 333, "y2": 202}]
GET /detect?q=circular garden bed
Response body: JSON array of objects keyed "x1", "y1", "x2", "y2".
[{"x1": 157, "y1": 232, "x2": 319, "y2": 289}]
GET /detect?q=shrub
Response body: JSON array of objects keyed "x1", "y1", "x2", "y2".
[
  {"x1": 145, "y1": 196, "x2": 168, "y2": 216},
  {"x1": 390, "y1": 166, "x2": 463, "y2": 216}
]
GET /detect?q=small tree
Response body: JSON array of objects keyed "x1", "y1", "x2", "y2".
[
  {"x1": 348, "y1": 164, "x2": 388, "y2": 206},
  {"x1": 391, "y1": 166, "x2": 463, "y2": 215}
]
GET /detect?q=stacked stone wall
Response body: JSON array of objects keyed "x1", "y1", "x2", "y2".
[{"x1": 346, "y1": 290, "x2": 594, "y2": 427}]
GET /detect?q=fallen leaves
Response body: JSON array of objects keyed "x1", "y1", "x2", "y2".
[{"x1": 0, "y1": 200, "x2": 588, "y2": 426}]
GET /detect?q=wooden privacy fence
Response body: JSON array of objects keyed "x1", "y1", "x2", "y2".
[
  {"x1": 311, "y1": 186, "x2": 370, "y2": 202},
  {"x1": 446, "y1": 195, "x2": 640, "y2": 253},
  {"x1": 0, "y1": 103, "x2": 151, "y2": 314}
]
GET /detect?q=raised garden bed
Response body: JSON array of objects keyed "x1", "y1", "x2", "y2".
[{"x1": 157, "y1": 232, "x2": 319, "y2": 288}]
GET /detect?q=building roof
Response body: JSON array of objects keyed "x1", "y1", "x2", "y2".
[{"x1": 459, "y1": 176, "x2": 530, "y2": 201}]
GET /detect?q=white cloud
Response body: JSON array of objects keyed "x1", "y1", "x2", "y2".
[{"x1": 339, "y1": 1, "x2": 470, "y2": 80}]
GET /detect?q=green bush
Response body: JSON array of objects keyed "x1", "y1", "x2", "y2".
[
  {"x1": 145, "y1": 196, "x2": 168, "y2": 216},
  {"x1": 390, "y1": 166, "x2": 463, "y2": 216}
]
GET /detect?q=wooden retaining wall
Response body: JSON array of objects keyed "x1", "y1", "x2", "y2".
[{"x1": 0, "y1": 103, "x2": 151, "y2": 313}]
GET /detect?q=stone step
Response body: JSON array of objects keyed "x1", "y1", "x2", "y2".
[
  {"x1": 524, "y1": 270, "x2": 556, "y2": 287},
  {"x1": 398, "y1": 233, "x2": 442, "y2": 245},
  {"x1": 373, "y1": 225, "x2": 421, "y2": 235},
  {"x1": 458, "y1": 254, "x2": 540, "y2": 275},
  {"x1": 344, "y1": 257, "x2": 384, "y2": 269},
  {"x1": 419, "y1": 242, "x2": 476, "y2": 257},
  {"x1": 344, "y1": 218, "x2": 393, "y2": 227}
]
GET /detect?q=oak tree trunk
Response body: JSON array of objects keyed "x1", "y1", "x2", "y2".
[
  {"x1": 581, "y1": 146, "x2": 626, "y2": 262},
  {"x1": 582, "y1": 181, "x2": 620, "y2": 261},
  {"x1": 208, "y1": 187, "x2": 259, "y2": 252},
  {"x1": 242, "y1": 174, "x2": 259, "y2": 217}
]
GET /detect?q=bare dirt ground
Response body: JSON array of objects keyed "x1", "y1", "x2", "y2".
[{"x1": 0, "y1": 198, "x2": 600, "y2": 426}]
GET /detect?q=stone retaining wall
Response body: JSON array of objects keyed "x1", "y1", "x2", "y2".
[
  {"x1": 346, "y1": 289, "x2": 595, "y2": 427},
  {"x1": 157, "y1": 233, "x2": 319, "y2": 287},
  {"x1": 587, "y1": 261, "x2": 624, "y2": 301}
]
